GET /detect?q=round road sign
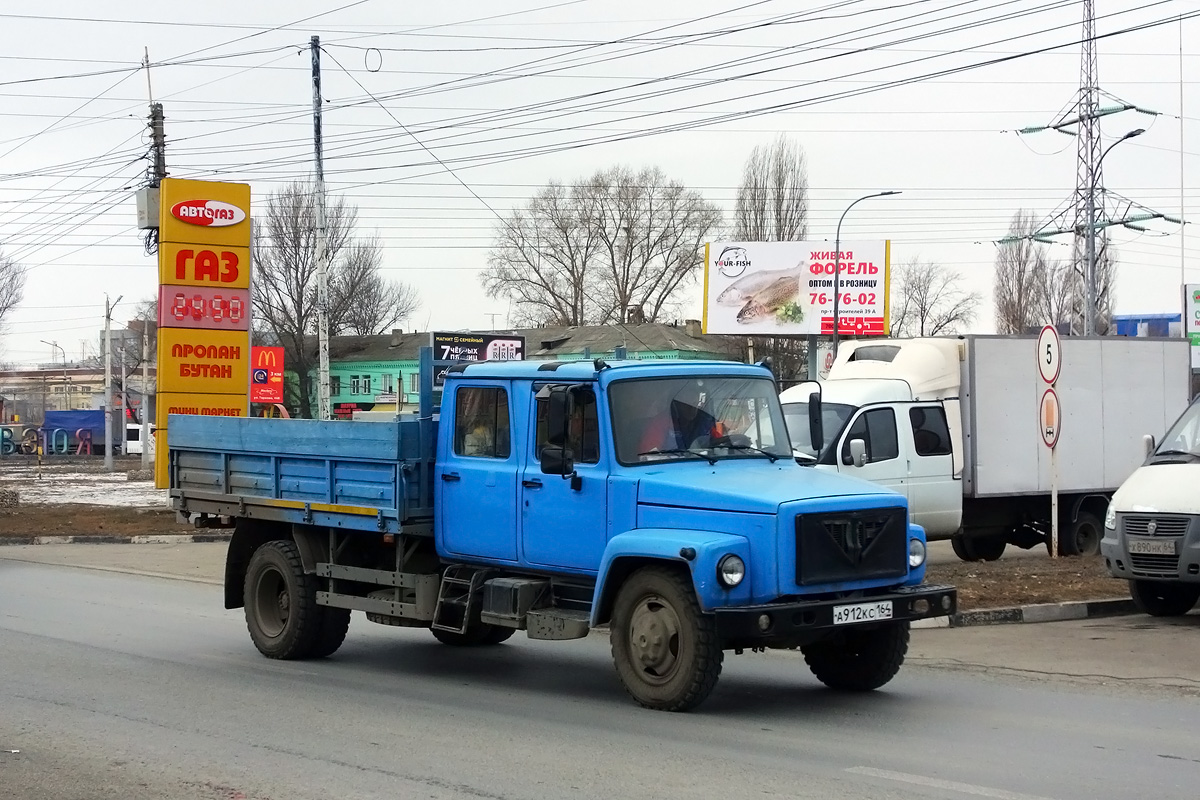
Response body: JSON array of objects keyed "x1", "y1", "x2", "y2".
[
  {"x1": 1039, "y1": 387, "x2": 1061, "y2": 449},
  {"x1": 1037, "y1": 325, "x2": 1061, "y2": 385}
]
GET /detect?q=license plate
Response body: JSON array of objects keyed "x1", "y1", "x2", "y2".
[
  {"x1": 1128, "y1": 538, "x2": 1176, "y2": 556},
  {"x1": 833, "y1": 601, "x2": 894, "y2": 625}
]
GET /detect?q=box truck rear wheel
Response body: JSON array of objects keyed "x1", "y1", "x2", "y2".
[
  {"x1": 244, "y1": 540, "x2": 323, "y2": 659},
  {"x1": 610, "y1": 566, "x2": 722, "y2": 711},
  {"x1": 802, "y1": 621, "x2": 910, "y2": 691},
  {"x1": 952, "y1": 534, "x2": 1006, "y2": 562},
  {"x1": 1129, "y1": 580, "x2": 1200, "y2": 617},
  {"x1": 1059, "y1": 510, "x2": 1102, "y2": 557}
]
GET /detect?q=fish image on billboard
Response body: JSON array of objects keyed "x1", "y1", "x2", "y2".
[
  {"x1": 735, "y1": 274, "x2": 802, "y2": 323},
  {"x1": 716, "y1": 265, "x2": 804, "y2": 306}
]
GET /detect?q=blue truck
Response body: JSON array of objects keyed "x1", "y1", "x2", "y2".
[{"x1": 168, "y1": 351, "x2": 955, "y2": 711}]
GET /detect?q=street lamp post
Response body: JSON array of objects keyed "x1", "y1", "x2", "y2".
[
  {"x1": 1084, "y1": 128, "x2": 1144, "y2": 335},
  {"x1": 832, "y1": 191, "x2": 900, "y2": 358},
  {"x1": 40, "y1": 340, "x2": 69, "y2": 411}
]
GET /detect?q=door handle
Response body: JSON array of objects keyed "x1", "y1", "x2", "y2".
[
  {"x1": 522, "y1": 479, "x2": 543, "y2": 489},
  {"x1": 441, "y1": 473, "x2": 461, "y2": 482}
]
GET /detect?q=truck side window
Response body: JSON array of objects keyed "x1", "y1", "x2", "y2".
[
  {"x1": 535, "y1": 396, "x2": 600, "y2": 464},
  {"x1": 841, "y1": 408, "x2": 899, "y2": 464},
  {"x1": 909, "y1": 406, "x2": 952, "y2": 456},
  {"x1": 454, "y1": 387, "x2": 511, "y2": 459}
]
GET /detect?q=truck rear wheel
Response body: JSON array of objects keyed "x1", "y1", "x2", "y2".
[
  {"x1": 951, "y1": 534, "x2": 1006, "y2": 562},
  {"x1": 244, "y1": 540, "x2": 322, "y2": 659},
  {"x1": 610, "y1": 567, "x2": 722, "y2": 711},
  {"x1": 309, "y1": 608, "x2": 352, "y2": 658},
  {"x1": 1129, "y1": 580, "x2": 1200, "y2": 617},
  {"x1": 1059, "y1": 510, "x2": 1103, "y2": 557},
  {"x1": 802, "y1": 621, "x2": 910, "y2": 691}
]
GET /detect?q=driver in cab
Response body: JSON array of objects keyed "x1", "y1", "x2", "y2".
[{"x1": 638, "y1": 381, "x2": 720, "y2": 454}]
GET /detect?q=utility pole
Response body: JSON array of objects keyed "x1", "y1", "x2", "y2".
[
  {"x1": 120, "y1": 335, "x2": 129, "y2": 455},
  {"x1": 149, "y1": 103, "x2": 166, "y2": 186},
  {"x1": 311, "y1": 35, "x2": 331, "y2": 421},
  {"x1": 831, "y1": 191, "x2": 900, "y2": 358},
  {"x1": 104, "y1": 294, "x2": 122, "y2": 471}
]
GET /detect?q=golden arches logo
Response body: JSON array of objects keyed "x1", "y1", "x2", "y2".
[{"x1": 256, "y1": 349, "x2": 278, "y2": 368}]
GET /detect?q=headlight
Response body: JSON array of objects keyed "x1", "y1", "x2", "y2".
[
  {"x1": 717, "y1": 554, "x2": 746, "y2": 587},
  {"x1": 908, "y1": 538, "x2": 926, "y2": 568},
  {"x1": 1104, "y1": 505, "x2": 1117, "y2": 530}
]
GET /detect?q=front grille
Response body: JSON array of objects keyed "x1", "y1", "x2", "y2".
[
  {"x1": 1129, "y1": 553, "x2": 1181, "y2": 578},
  {"x1": 1124, "y1": 516, "x2": 1190, "y2": 536},
  {"x1": 796, "y1": 507, "x2": 908, "y2": 586}
]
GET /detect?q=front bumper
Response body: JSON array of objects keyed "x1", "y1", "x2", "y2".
[{"x1": 713, "y1": 583, "x2": 957, "y2": 641}]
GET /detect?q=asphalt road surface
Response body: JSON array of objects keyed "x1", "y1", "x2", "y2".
[{"x1": 3, "y1": 561, "x2": 1199, "y2": 800}]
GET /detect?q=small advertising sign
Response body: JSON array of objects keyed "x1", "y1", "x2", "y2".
[
  {"x1": 250, "y1": 346, "x2": 285, "y2": 404},
  {"x1": 1186, "y1": 284, "x2": 1200, "y2": 369},
  {"x1": 431, "y1": 332, "x2": 526, "y2": 385}
]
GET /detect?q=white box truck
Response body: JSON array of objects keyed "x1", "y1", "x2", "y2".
[{"x1": 780, "y1": 336, "x2": 1191, "y2": 561}]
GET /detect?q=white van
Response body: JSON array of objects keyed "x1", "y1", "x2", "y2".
[
  {"x1": 125, "y1": 423, "x2": 157, "y2": 456},
  {"x1": 1102, "y1": 397, "x2": 1200, "y2": 616}
]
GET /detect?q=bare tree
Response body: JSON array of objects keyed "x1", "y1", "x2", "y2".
[
  {"x1": 994, "y1": 210, "x2": 1054, "y2": 334},
  {"x1": 0, "y1": 249, "x2": 28, "y2": 333},
  {"x1": 993, "y1": 210, "x2": 1115, "y2": 334},
  {"x1": 253, "y1": 182, "x2": 420, "y2": 417},
  {"x1": 483, "y1": 166, "x2": 721, "y2": 325},
  {"x1": 734, "y1": 135, "x2": 809, "y2": 241},
  {"x1": 890, "y1": 257, "x2": 981, "y2": 338}
]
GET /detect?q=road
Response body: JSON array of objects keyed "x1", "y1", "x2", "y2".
[{"x1": 3, "y1": 559, "x2": 1200, "y2": 800}]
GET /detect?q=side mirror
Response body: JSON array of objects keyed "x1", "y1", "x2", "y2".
[
  {"x1": 849, "y1": 438, "x2": 867, "y2": 468},
  {"x1": 545, "y1": 387, "x2": 572, "y2": 446},
  {"x1": 1143, "y1": 434, "x2": 1156, "y2": 458},
  {"x1": 540, "y1": 445, "x2": 575, "y2": 477},
  {"x1": 808, "y1": 392, "x2": 824, "y2": 453}
]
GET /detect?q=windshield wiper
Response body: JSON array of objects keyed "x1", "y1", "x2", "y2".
[
  {"x1": 637, "y1": 448, "x2": 718, "y2": 465},
  {"x1": 709, "y1": 436, "x2": 780, "y2": 462},
  {"x1": 1150, "y1": 449, "x2": 1200, "y2": 461}
]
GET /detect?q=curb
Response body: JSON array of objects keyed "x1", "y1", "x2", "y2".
[
  {"x1": 911, "y1": 597, "x2": 1137, "y2": 629},
  {"x1": 0, "y1": 533, "x2": 231, "y2": 546}
]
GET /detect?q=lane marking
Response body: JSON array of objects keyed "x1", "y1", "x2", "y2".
[{"x1": 846, "y1": 767, "x2": 1058, "y2": 800}]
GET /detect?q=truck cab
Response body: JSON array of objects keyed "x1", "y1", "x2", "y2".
[{"x1": 168, "y1": 354, "x2": 955, "y2": 711}]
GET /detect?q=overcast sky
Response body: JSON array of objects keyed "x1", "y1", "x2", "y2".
[{"x1": 1, "y1": 0, "x2": 1196, "y2": 366}]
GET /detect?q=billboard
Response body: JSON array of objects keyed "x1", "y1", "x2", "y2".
[
  {"x1": 431, "y1": 331, "x2": 525, "y2": 385},
  {"x1": 250, "y1": 346, "x2": 285, "y2": 404},
  {"x1": 702, "y1": 241, "x2": 890, "y2": 336}
]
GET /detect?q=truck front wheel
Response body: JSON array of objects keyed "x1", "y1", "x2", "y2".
[
  {"x1": 1129, "y1": 580, "x2": 1200, "y2": 617},
  {"x1": 610, "y1": 567, "x2": 723, "y2": 711},
  {"x1": 244, "y1": 540, "x2": 323, "y2": 659},
  {"x1": 802, "y1": 621, "x2": 910, "y2": 691}
]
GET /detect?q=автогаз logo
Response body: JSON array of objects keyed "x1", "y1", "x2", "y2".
[{"x1": 171, "y1": 199, "x2": 247, "y2": 227}]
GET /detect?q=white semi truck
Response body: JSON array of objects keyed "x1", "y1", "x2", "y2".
[{"x1": 781, "y1": 336, "x2": 1191, "y2": 561}]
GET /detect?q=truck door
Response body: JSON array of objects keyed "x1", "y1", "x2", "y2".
[
  {"x1": 438, "y1": 384, "x2": 519, "y2": 562},
  {"x1": 837, "y1": 406, "x2": 907, "y2": 497},
  {"x1": 904, "y1": 404, "x2": 962, "y2": 537},
  {"x1": 521, "y1": 384, "x2": 608, "y2": 572}
]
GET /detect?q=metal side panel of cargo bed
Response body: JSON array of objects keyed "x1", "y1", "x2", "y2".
[
  {"x1": 166, "y1": 414, "x2": 436, "y2": 534},
  {"x1": 962, "y1": 336, "x2": 1191, "y2": 498}
]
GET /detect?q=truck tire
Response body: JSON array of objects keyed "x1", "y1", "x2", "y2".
[
  {"x1": 309, "y1": 608, "x2": 352, "y2": 658},
  {"x1": 609, "y1": 566, "x2": 723, "y2": 712},
  {"x1": 951, "y1": 534, "x2": 1006, "y2": 562},
  {"x1": 243, "y1": 540, "x2": 322, "y2": 659},
  {"x1": 430, "y1": 624, "x2": 515, "y2": 646},
  {"x1": 802, "y1": 621, "x2": 910, "y2": 691},
  {"x1": 1059, "y1": 510, "x2": 1103, "y2": 557},
  {"x1": 1129, "y1": 580, "x2": 1200, "y2": 617}
]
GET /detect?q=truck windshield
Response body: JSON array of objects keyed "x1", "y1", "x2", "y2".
[
  {"x1": 1153, "y1": 400, "x2": 1200, "y2": 460},
  {"x1": 610, "y1": 377, "x2": 791, "y2": 465},
  {"x1": 782, "y1": 401, "x2": 855, "y2": 460}
]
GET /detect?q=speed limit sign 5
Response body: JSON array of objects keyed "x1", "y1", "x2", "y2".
[{"x1": 1036, "y1": 325, "x2": 1061, "y2": 385}]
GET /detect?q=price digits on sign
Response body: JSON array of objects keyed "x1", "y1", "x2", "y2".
[{"x1": 170, "y1": 292, "x2": 246, "y2": 324}]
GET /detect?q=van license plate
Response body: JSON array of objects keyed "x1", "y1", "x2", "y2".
[
  {"x1": 833, "y1": 601, "x2": 893, "y2": 625},
  {"x1": 1128, "y1": 538, "x2": 1175, "y2": 556}
]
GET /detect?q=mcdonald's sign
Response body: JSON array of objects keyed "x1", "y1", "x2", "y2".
[{"x1": 250, "y1": 346, "x2": 285, "y2": 404}]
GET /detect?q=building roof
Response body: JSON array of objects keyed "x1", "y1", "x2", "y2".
[{"x1": 326, "y1": 322, "x2": 739, "y2": 364}]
